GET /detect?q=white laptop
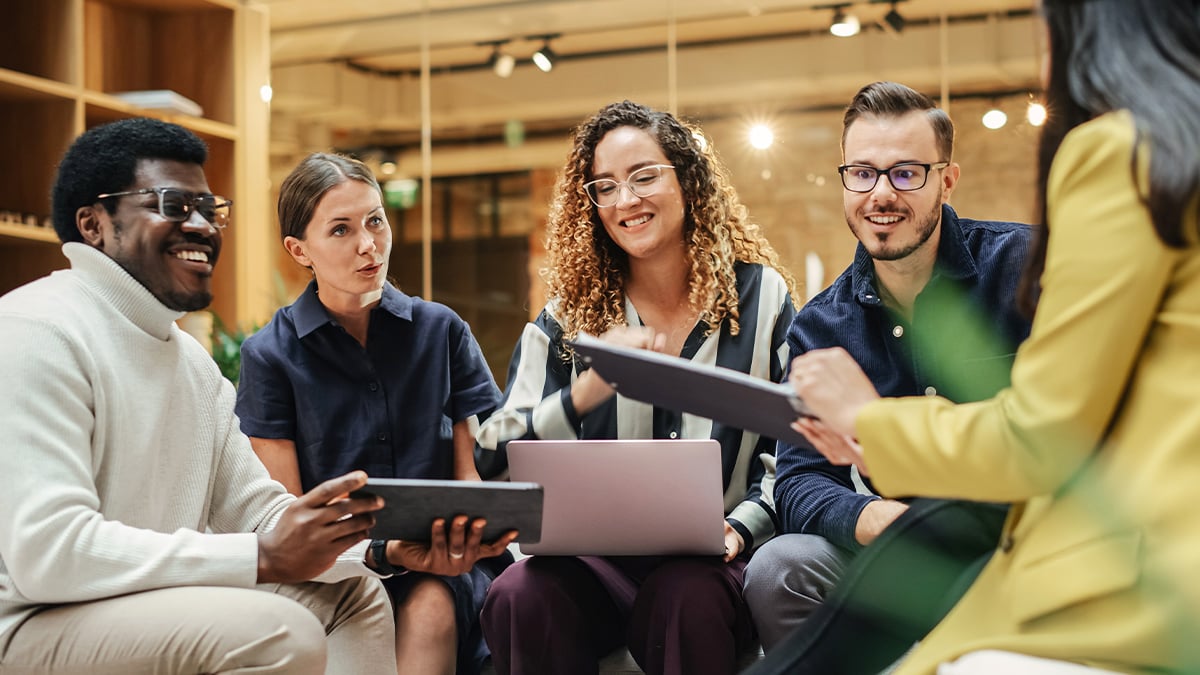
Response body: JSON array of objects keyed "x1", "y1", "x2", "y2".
[{"x1": 506, "y1": 439, "x2": 726, "y2": 556}]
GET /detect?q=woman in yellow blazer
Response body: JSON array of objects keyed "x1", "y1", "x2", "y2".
[{"x1": 781, "y1": 0, "x2": 1200, "y2": 673}]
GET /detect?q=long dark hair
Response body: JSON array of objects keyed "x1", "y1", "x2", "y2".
[{"x1": 1017, "y1": 0, "x2": 1200, "y2": 315}]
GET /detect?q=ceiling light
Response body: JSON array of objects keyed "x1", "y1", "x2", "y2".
[
  {"x1": 749, "y1": 124, "x2": 774, "y2": 150},
  {"x1": 532, "y1": 40, "x2": 556, "y2": 73},
  {"x1": 491, "y1": 51, "x2": 515, "y2": 78},
  {"x1": 883, "y1": 4, "x2": 905, "y2": 34},
  {"x1": 483, "y1": 41, "x2": 516, "y2": 78},
  {"x1": 982, "y1": 107, "x2": 1008, "y2": 130},
  {"x1": 830, "y1": 7, "x2": 861, "y2": 37},
  {"x1": 1026, "y1": 101, "x2": 1047, "y2": 127}
]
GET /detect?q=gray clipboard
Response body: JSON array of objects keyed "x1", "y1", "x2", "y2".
[{"x1": 568, "y1": 333, "x2": 813, "y2": 446}]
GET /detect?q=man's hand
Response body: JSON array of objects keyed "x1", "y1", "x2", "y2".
[
  {"x1": 388, "y1": 516, "x2": 519, "y2": 577},
  {"x1": 854, "y1": 499, "x2": 908, "y2": 546},
  {"x1": 257, "y1": 471, "x2": 382, "y2": 584}
]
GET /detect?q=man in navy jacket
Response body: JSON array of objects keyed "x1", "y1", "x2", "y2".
[{"x1": 743, "y1": 82, "x2": 1031, "y2": 662}]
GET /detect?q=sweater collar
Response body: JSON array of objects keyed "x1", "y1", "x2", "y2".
[{"x1": 63, "y1": 242, "x2": 185, "y2": 341}]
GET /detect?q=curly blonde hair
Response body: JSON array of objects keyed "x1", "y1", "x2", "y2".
[{"x1": 544, "y1": 100, "x2": 797, "y2": 343}]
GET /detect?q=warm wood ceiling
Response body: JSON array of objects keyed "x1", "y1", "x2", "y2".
[
  {"x1": 261, "y1": 0, "x2": 1042, "y2": 166},
  {"x1": 264, "y1": 0, "x2": 1033, "y2": 68}
]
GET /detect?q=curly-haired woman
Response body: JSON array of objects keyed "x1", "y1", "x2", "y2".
[{"x1": 476, "y1": 100, "x2": 797, "y2": 675}]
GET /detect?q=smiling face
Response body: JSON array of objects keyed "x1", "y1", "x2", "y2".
[
  {"x1": 590, "y1": 125, "x2": 687, "y2": 262},
  {"x1": 842, "y1": 110, "x2": 960, "y2": 262},
  {"x1": 283, "y1": 179, "x2": 391, "y2": 307},
  {"x1": 81, "y1": 158, "x2": 221, "y2": 312}
]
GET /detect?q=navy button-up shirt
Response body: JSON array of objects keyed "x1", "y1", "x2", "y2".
[
  {"x1": 236, "y1": 281, "x2": 501, "y2": 492},
  {"x1": 775, "y1": 205, "x2": 1032, "y2": 550}
]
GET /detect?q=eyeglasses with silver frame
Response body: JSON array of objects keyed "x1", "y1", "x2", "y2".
[
  {"x1": 583, "y1": 164, "x2": 675, "y2": 208},
  {"x1": 837, "y1": 162, "x2": 949, "y2": 193},
  {"x1": 95, "y1": 187, "x2": 232, "y2": 228}
]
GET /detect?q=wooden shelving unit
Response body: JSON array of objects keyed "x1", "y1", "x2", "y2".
[{"x1": 0, "y1": 0, "x2": 272, "y2": 327}]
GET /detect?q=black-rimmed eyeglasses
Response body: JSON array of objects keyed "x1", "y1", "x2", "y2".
[
  {"x1": 837, "y1": 162, "x2": 949, "y2": 193},
  {"x1": 583, "y1": 164, "x2": 675, "y2": 208},
  {"x1": 95, "y1": 187, "x2": 232, "y2": 228}
]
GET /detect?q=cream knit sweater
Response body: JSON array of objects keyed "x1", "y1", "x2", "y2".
[{"x1": 0, "y1": 243, "x2": 373, "y2": 647}]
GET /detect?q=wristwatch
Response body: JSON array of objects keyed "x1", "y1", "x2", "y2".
[{"x1": 368, "y1": 539, "x2": 406, "y2": 576}]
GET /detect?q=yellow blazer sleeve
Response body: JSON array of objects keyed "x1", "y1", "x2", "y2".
[{"x1": 859, "y1": 111, "x2": 1177, "y2": 502}]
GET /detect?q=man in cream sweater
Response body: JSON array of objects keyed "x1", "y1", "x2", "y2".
[{"x1": 0, "y1": 118, "x2": 414, "y2": 674}]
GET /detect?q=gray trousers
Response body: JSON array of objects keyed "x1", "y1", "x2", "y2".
[
  {"x1": 0, "y1": 577, "x2": 395, "y2": 675},
  {"x1": 743, "y1": 534, "x2": 853, "y2": 651}
]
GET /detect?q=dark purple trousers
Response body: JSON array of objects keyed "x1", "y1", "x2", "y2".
[{"x1": 481, "y1": 555, "x2": 754, "y2": 675}]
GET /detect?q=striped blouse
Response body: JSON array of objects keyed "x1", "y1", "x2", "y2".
[{"x1": 476, "y1": 262, "x2": 796, "y2": 551}]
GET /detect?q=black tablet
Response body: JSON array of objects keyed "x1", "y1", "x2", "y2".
[{"x1": 351, "y1": 478, "x2": 543, "y2": 544}]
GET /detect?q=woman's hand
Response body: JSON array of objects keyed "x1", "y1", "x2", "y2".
[
  {"x1": 794, "y1": 417, "x2": 870, "y2": 477},
  {"x1": 788, "y1": 347, "x2": 880, "y2": 437},
  {"x1": 571, "y1": 325, "x2": 666, "y2": 414},
  {"x1": 722, "y1": 521, "x2": 745, "y2": 563},
  {"x1": 388, "y1": 516, "x2": 518, "y2": 577}
]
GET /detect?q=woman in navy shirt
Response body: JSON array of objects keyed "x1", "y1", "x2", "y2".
[{"x1": 236, "y1": 153, "x2": 511, "y2": 675}]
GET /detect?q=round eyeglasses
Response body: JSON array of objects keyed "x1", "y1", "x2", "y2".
[
  {"x1": 582, "y1": 164, "x2": 675, "y2": 208},
  {"x1": 95, "y1": 187, "x2": 232, "y2": 228},
  {"x1": 837, "y1": 162, "x2": 949, "y2": 193}
]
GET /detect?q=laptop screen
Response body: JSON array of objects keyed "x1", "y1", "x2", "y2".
[{"x1": 507, "y1": 439, "x2": 725, "y2": 556}]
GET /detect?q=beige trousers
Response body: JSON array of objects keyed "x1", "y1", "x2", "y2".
[{"x1": 0, "y1": 576, "x2": 395, "y2": 675}]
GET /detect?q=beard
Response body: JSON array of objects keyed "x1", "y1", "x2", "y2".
[
  {"x1": 109, "y1": 218, "x2": 215, "y2": 312},
  {"x1": 849, "y1": 190, "x2": 943, "y2": 262}
]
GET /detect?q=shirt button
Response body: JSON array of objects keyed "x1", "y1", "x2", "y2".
[
  {"x1": 892, "y1": 325, "x2": 904, "y2": 338},
  {"x1": 1000, "y1": 534, "x2": 1015, "y2": 553},
  {"x1": 376, "y1": 432, "x2": 387, "y2": 442},
  {"x1": 669, "y1": 431, "x2": 678, "y2": 439},
  {"x1": 368, "y1": 381, "x2": 379, "y2": 392},
  {"x1": 924, "y1": 386, "x2": 937, "y2": 396}
]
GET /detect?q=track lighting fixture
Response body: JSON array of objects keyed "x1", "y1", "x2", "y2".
[
  {"x1": 482, "y1": 41, "x2": 516, "y2": 78},
  {"x1": 883, "y1": 3, "x2": 905, "y2": 34},
  {"x1": 829, "y1": 6, "x2": 861, "y2": 38},
  {"x1": 531, "y1": 38, "x2": 557, "y2": 73}
]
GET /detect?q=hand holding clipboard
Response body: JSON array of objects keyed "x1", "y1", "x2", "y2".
[{"x1": 568, "y1": 332, "x2": 812, "y2": 445}]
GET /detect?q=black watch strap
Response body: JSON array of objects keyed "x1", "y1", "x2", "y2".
[{"x1": 368, "y1": 539, "x2": 406, "y2": 576}]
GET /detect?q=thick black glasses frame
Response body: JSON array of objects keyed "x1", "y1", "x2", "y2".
[{"x1": 836, "y1": 162, "x2": 949, "y2": 193}]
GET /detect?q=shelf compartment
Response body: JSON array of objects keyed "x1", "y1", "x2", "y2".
[
  {"x1": 0, "y1": 96, "x2": 77, "y2": 220},
  {"x1": 84, "y1": 0, "x2": 235, "y2": 125},
  {"x1": 0, "y1": 0, "x2": 79, "y2": 85}
]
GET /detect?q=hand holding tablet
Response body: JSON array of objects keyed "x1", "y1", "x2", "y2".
[{"x1": 350, "y1": 477, "x2": 544, "y2": 545}]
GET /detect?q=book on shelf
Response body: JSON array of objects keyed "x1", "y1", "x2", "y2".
[{"x1": 112, "y1": 90, "x2": 204, "y2": 118}]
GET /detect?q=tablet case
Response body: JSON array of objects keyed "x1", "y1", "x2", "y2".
[
  {"x1": 351, "y1": 478, "x2": 543, "y2": 544},
  {"x1": 569, "y1": 332, "x2": 813, "y2": 446}
]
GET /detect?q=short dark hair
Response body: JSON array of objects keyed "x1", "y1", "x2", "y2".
[
  {"x1": 277, "y1": 152, "x2": 381, "y2": 243},
  {"x1": 51, "y1": 117, "x2": 208, "y2": 243},
  {"x1": 842, "y1": 81, "x2": 955, "y2": 162}
]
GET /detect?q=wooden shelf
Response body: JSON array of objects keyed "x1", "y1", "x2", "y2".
[
  {"x1": 0, "y1": 220, "x2": 59, "y2": 245},
  {"x1": 0, "y1": 68, "x2": 78, "y2": 101}
]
